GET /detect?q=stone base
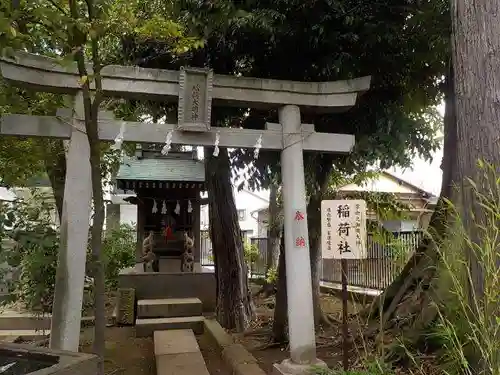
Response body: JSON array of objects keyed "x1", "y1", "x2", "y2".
[
  {"x1": 118, "y1": 270, "x2": 216, "y2": 312},
  {"x1": 273, "y1": 358, "x2": 328, "y2": 375},
  {"x1": 0, "y1": 342, "x2": 98, "y2": 375},
  {"x1": 135, "y1": 316, "x2": 204, "y2": 337},
  {"x1": 115, "y1": 288, "x2": 136, "y2": 325},
  {"x1": 133, "y1": 263, "x2": 143, "y2": 273},
  {"x1": 137, "y1": 297, "x2": 202, "y2": 318},
  {"x1": 159, "y1": 257, "x2": 182, "y2": 272}
]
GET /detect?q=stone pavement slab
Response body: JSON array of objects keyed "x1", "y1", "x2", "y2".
[
  {"x1": 154, "y1": 329, "x2": 200, "y2": 356},
  {"x1": 156, "y1": 352, "x2": 210, "y2": 375}
]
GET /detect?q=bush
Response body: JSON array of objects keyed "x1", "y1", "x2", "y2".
[
  {"x1": 100, "y1": 224, "x2": 136, "y2": 289},
  {"x1": 244, "y1": 241, "x2": 260, "y2": 276},
  {"x1": 0, "y1": 191, "x2": 58, "y2": 312},
  {"x1": 0, "y1": 193, "x2": 136, "y2": 312},
  {"x1": 11, "y1": 228, "x2": 59, "y2": 313},
  {"x1": 426, "y1": 163, "x2": 500, "y2": 375},
  {"x1": 362, "y1": 162, "x2": 500, "y2": 375},
  {"x1": 266, "y1": 266, "x2": 278, "y2": 284}
]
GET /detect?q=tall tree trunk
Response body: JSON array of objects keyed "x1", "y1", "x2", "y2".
[
  {"x1": 205, "y1": 147, "x2": 254, "y2": 331},
  {"x1": 307, "y1": 156, "x2": 334, "y2": 326},
  {"x1": 451, "y1": 2, "x2": 500, "y2": 370},
  {"x1": 366, "y1": 66, "x2": 459, "y2": 334},
  {"x1": 451, "y1": 0, "x2": 500, "y2": 306},
  {"x1": 266, "y1": 178, "x2": 281, "y2": 275},
  {"x1": 88, "y1": 132, "x2": 106, "y2": 375},
  {"x1": 272, "y1": 230, "x2": 288, "y2": 342},
  {"x1": 308, "y1": 202, "x2": 326, "y2": 326},
  {"x1": 80, "y1": 89, "x2": 106, "y2": 375}
]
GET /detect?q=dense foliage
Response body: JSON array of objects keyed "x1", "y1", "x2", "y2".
[
  {"x1": 99, "y1": 224, "x2": 137, "y2": 289},
  {"x1": 122, "y1": 0, "x2": 444, "y2": 186},
  {"x1": 0, "y1": 193, "x2": 135, "y2": 313}
]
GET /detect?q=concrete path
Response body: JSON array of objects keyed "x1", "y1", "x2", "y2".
[{"x1": 154, "y1": 329, "x2": 209, "y2": 375}]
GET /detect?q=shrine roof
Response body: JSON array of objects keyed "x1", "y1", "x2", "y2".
[{"x1": 116, "y1": 157, "x2": 205, "y2": 182}]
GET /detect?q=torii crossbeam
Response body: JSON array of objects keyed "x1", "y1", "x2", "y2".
[
  {"x1": 0, "y1": 52, "x2": 370, "y2": 375},
  {"x1": 0, "y1": 114, "x2": 355, "y2": 153}
]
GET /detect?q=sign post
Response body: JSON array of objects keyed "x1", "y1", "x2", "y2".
[{"x1": 321, "y1": 199, "x2": 367, "y2": 370}]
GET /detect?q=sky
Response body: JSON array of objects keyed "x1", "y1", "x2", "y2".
[
  {"x1": 389, "y1": 103, "x2": 444, "y2": 196},
  {"x1": 390, "y1": 147, "x2": 443, "y2": 196}
]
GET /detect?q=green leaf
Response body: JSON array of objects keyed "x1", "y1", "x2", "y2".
[{"x1": 78, "y1": 75, "x2": 88, "y2": 86}]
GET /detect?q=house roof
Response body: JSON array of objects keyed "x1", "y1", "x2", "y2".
[
  {"x1": 427, "y1": 196, "x2": 439, "y2": 205},
  {"x1": 381, "y1": 171, "x2": 436, "y2": 198},
  {"x1": 339, "y1": 171, "x2": 436, "y2": 199},
  {"x1": 116, "y1": 157, "x2": 205, "y2": 183}
]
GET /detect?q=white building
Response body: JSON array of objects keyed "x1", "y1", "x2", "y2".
[
  {"x1": 199, "y1": 188, "x2": 269, "y2": 240},
  {"x1": 109, "y1": 192, "x2": 139, "y2": 229}
]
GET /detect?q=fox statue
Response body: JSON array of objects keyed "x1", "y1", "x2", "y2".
[
  {"x1": 141, "y1": 231, "x2": 157, "y2": 272},
  {"x1": 181, "y1": 231, "x2": 195, "y2": 273}
]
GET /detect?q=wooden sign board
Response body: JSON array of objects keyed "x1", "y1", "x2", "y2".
[
  {"x1": 321, "y1": 199, "x2": 367, "y2": 259},
  {"x1": 178, "y1": 66, "x2": 213, "y2": 132}
]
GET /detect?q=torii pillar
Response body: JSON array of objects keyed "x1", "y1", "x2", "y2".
[{"x1": 276, "y1": 105, "x2": 319, "y2": 372}]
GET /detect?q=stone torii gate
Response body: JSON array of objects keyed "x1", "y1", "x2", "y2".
[{"x1": 0, "y1": 52, "x2": 370, "y2": 374}]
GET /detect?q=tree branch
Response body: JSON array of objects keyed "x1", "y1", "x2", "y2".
[
  {"x1": 47, "y1": 0, "x2": 69, "y2": 16},
  {"x1": 86, "y1": 0, "x2": 103, "y2": 119},
  {"x1": 81, "y1": 1, "x2": 106, "y2": 374},
  {"x1": 68, "y1": 0, "x2": 92, "y2": 121}
]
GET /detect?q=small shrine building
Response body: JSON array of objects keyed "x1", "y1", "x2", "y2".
[{"x1": 113, "y1": 145, "x2": 204, "y2": 273}]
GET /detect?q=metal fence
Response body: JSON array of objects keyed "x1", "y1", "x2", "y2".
[
  {"x1": 200, "y1": 230, "x2": 213, "y2": 266},
  {"x1": 321, "y1": 231, "x2": 422, "y2": 289},
  {"x1": 200, "y1": 231, "x2": 270, "y2": 275},
  {"x1": 200, "y1": 230, "x2": 422, "y2": 290}
]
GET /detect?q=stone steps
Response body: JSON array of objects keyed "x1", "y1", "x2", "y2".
[
  {"x1": 137, "y1": 298, "x2": 202, "y2": 319},
  {"x1": 135, "y1": 297, "x2": 205, "y2": 338},
  {"x1": 135, "y1": 316, "x2": 204, "y2": 337},
  {"x1": 154, "y1": 329, "x2": 209, "y2": 375}
]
